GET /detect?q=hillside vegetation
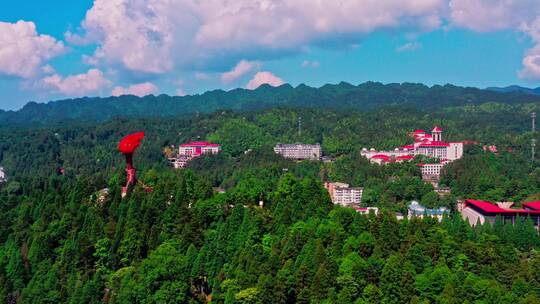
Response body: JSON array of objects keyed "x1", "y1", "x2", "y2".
[
  {"x1": 0, "y1": 89, "x2": 539, "y2": 303},
  {"x1": 2, "y1": 81, "x2": 540, "y2": 126}
]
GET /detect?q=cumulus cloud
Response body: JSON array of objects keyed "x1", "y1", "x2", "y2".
[
  {"x1": 221, "y1": 60, "x2": 261, "y2": 84},
  {"x1": 301, "y1": 60, "x2": 320, "y2": 68},
  {"x1": 42, "y1": 69, "x2": 111, "y2": 96},
  {"x1": 70, "y1": 0, "x2": 448, "y2": 76},
  {"x1": 449, "y1": 0, "x2": 540, "y2": 32},
  {"x1": 396, "y1": 42, "x2": 422, "y2": 52},
  {"x1": 112, "y1": 82, "x2": 159, "y2": 97},
  {"x1": 65, "y1": 0, "x2": 540, "y2": 81},
  {"x1": 0, "y1": 20, "x2": 65, "y2": 78},
  {"x1": 246, "y1": 71, "x2": 285, "y2": 90},
  {"x1": 519, "y1": 18, "x2": 540, "y2": 79},
  {"x1": 446, "y1": 0, "x2": 540, "y2": 80}
]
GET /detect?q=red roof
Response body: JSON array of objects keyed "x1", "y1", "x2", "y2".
[
  {"x1": 465, "y1": 199, "x2": 540, "y2": 215},
  {"x1": 418, "y1": 141, "x2": 449, "y2": 147},
  {"x1": 400, "y1": 145, "x2": 414, "y2": 149},
  {"x1": 414, "y1": 129, "x2": 426, "y2": 134},
  {"x1": 397, "y1": 155, "x2": 414, "y2": 160},
  {"x1": 371, "y1": 154, "x2": 390, "y2": 160},
  {"x1": 432, "y1": 126, "x2": 442, "y2": 132},
  {"x1": 523, "y1": 201, "x2": 540, "y2": 211},
  {"x1": 180, "y1": 141, "x2": 220, "y2": 147}
]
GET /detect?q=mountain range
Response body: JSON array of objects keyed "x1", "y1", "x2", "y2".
[
  {"x1": 2, "y1": 81, "x2": 540, "y2": 126},
  {"x1": 486, "y1": 85, "x2": 540, "y2": 95}
]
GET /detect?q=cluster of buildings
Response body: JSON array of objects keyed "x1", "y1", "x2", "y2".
[
  {"x1": 323, "y1": 180, "x2": 449, "y2": 221},
  {"x1": 405, "y1": 200, "x2": 449, "y2": 221},
  {"x1": 274, "y1": 143, "x2": 321, "y2": 160},
  {"x1": 460, "y1": 199, "x2": 540, "y2": 226},
  {"x1": 169, "y1": 141, "x2": 221, "y2": 168},
  {"x1": 361, "y1": 126, "x2": 464, "y2": 187},
  {"x1": 169, "y1": 141, "x2": 322, "y2": 169}
]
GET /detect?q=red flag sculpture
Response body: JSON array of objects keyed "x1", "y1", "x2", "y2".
[{"x1": 118, "y1": 132, "x2": 145, "y2": 197}]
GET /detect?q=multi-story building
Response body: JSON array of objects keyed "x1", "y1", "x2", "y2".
[
  {"x1": 407, "y1": 200, "x2": 449, "y2": 221},
  {"x1": 324, "y1": 182, "x2": 363, "y2": 207},
  {"x1": 362, "y1": 126, "x2": 464, "y2": 187},
  {"x1": 417, "y1": 162, "x2": 448, "y2": 187},
  {"x1": 172, "y1": 141, "x2": 221, "y2": 168},
  {"x1": 274, "y1": 143, "x2": 321, "y2": 160},
  {"x1": 461, "y1": 199, "x2": 540, "y2": 226},
  {"x1": 361, "y1": 126, "x2": 464, "y2": 164},
  {"x1": 179, "y1": 141, "x2": 221, "y2": 156}
]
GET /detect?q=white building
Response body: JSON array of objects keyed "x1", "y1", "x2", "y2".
[
  {"x1": 461, "y1": 199, "x2": 540, "y2": 227},
  {"x1": 407, "y1": 200, "x2": 449, "y2": 221},
  {"x1": 418, "y1": 163, "x2": 446, "y2": 184},
  {"x1": 274, "y1": 143, "x2": 321, "y2": 160},
  {"x1": 179, "y1": 142, "x2": 221, "y2": 156},
  {"x1": 172, "y1": 142, "x2": 221, "y2": 168},
  {"x1": 361, "y1": 126, "x2": 464, "y2": 164},
  {"x1": 355, "y1": 207, "x2": 379, "y2": 215},
  {"x1": 0, "y1": 167, "x2": 5, "y2": 183},
  {"x1": 324, "y1": 182, "x2": 363, "y2": 207}
]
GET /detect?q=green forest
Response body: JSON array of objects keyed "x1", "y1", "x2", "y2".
[{"x1": 0, "y1": 95, "x2": 540, "y2": 303}]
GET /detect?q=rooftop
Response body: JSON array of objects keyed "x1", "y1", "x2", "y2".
[
  {"x1": 418, "y1": 141, "x2": 450, "y2": 147},
  {"x1": 180, "y1": 141, "x2": 221, "y2": 147},
  {"x1": 465, "y1": 199, "x2": 540, "y2": 215}
]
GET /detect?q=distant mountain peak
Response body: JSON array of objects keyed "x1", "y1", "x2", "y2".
[{"x1": 486, "y1": 85, "x2": 540, "y2": 95}]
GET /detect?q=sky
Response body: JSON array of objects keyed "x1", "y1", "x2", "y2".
[{"x1": 1, "y1": 0, "x2": 540, "y2": 110}]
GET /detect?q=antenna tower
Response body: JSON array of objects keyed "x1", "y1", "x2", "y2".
[{"x1": 533, "y1": 112, "x2": 537, "y2": 164}]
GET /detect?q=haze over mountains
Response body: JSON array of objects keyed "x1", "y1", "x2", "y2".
[
  {"x1": 486, "y1": 85, "x2": 540, "y2": 95},
  {"x1": 2, "y1": 81, "x2": 540, "y2": 126}
]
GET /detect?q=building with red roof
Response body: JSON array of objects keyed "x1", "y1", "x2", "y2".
[
  {"x1": 172, "y1": 141, "x2": 221, "y2": 168},
  {"x1": 462, "y1": 199, "x2": 540, "y2": 226},
  {"x1": 361, "y1": 126, "x2": 464, "y2": 188},
  {"x1": 361, "y1": 126, "x2": 463, "y2": 165}
]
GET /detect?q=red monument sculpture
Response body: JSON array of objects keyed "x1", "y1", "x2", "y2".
[{"x1": 118, "y1": 132, "x2": 145, "y2": 197}]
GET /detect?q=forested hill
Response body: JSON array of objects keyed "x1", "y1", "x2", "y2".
[{"x1": 2, "y1": 81, "x2": 540, "y2": 126}]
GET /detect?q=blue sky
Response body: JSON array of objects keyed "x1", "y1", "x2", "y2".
[{"x1": 1, "y1": 0, "x2": 540, "y2": 110}]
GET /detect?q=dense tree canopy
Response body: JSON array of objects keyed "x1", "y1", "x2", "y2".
[{"x1": 0, "y1": 100, "x2": 538, "y2": 303}]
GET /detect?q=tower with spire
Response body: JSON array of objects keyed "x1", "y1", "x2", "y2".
[{"x1": 431, "y1": 126, "x2": 442, "y2": 141}]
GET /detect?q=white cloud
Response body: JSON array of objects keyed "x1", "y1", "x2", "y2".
[
  {"x1": 176, "y1": 87, "x2": 186, "y2": 96},
  {"x1": 112, "y1": 82, "x2": 159, "y2": 97},
  {"x1": 67, "y1": 0, "x2": 540, "y2": 81},
  {"x1": 446, "y1": 0, "x2": 540, "y2": 80},
  {"x1": 246, "y1": 71, "x2": 285, "y2": 90},
  {"x1": 221, "y1": 60, "x2": 261, "y2": 84},
  {"x1": 195, "y1": 72, "x2": 211, "y2": 80},
  {"x1": 42, "y1": 69, "x2": 110, "y2": 96},
  {"x1": 301, "y1": 60, "x2": 320, "y2": 68},
  {"x1": 449, "y1": 0, "x2": 540, "y2": 32},
  {"x1": 519, "y1": 18, "x2": 540, "y2": 79},
  {"x1": 71, "y1": 0, "x2": 448, "y2": 76},
  {"x1": 0, "y1": 20, "x2": 65, "y2": 78},
  {"x1": 396, "y1": 42, "x2": 422, "y2": 52}
]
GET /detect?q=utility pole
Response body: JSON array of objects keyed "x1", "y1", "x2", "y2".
[
  {"x1": 533, "y1": 138, "x2": 536, "y2": 164},
  {"x1": 533, "y1": 112, "x2": 537, "y2": 165}
]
